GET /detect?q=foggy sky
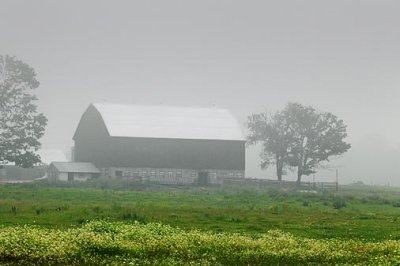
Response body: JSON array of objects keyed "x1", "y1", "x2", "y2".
[{"x1": 1, "y1": 0, "x2": 400, "y2": 185}]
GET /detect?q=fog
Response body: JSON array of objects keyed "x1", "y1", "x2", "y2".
[{"x1": 1, "y1": 0, "x2": 400, "y2": 185}]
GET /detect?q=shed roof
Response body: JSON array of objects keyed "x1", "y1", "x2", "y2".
[
  {"x1": 91, "y1": 103, "x2": 245, "y2": 141},
  {"x1": 50, "y1": 162, "x2": 100, "y2": 173}
]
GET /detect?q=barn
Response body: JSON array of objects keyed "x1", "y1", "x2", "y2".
[{"x1": 73, "y1": 103, "x2": 245, "y2": 184}]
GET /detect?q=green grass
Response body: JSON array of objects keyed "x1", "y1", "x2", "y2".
[{"x1": 0, "y1": 181, "x2": 400, "y2": 241}]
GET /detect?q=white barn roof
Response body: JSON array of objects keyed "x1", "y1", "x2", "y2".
[
  {"x1": 92, "y1": 103, "x2": 245, "y2": 141},
  {"x1": 50, "y1": 162, "x2": 100, "y2": 173}
]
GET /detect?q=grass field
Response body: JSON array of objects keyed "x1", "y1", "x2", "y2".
[{"x1": 0, "y1": 180, "x2": 400, "y2": 264}]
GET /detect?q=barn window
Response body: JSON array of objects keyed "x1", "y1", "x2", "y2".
[
  {"x1": 115, "y1": 170, "x2": 123, "y2": 177},
  {"x1": 176, "y1": 171, "x2": 182, "y2": 178},
  {"x1": 104, "y1": 169, "x2": 110, "y2": 176}
]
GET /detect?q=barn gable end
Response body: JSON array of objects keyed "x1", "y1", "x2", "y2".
[{"x1": 73, "y1": 104, "x2": 111, "y2": 166}]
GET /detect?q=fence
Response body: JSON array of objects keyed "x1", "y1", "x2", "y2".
[{"x1": 222, "y1": 177, "x2": 338, "y2": 191}]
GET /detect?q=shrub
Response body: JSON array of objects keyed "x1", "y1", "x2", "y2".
[
  {"x1": 392, "y1": 201, "x2": 400, "y2": 208},
  {"x1": 333, "y1": 198, "x2": 346, "y2": 209}
]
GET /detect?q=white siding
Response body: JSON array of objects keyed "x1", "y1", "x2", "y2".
[
  {"x1": 74, "y1": 173, "x2": 91, "y2": 181},
  {"x1": 58, "y1": 173, "x2": 68, "y2": 182},
  {"x1": 104, "y1": 167, "x2": 245, "y2": 185}
]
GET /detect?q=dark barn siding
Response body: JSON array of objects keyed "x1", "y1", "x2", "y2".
[
  {"x1": 107, "y1": 137, "x2": 245, "y2": 170},
  {"x1": 74, "y1": 104, "x2": 245, "y2": 171}
]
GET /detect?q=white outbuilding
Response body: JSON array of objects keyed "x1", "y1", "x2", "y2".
[{"x1": 47, "y1": 162, "x2": 100, "y2": 182}]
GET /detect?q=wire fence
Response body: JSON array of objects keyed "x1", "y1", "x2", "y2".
[{"x1": 223, "y1": 177, "x2": 339, "y2": 191}]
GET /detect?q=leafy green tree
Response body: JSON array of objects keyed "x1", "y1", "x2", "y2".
[
  {"x1": 285, "y1": 103, "x2": 351, "y2": 182},
  {"x1": 0, "y1": 55, "x2": 47, "y2": 168},
  {"x1": 247, "y1": 103, "x2": 351, "y2": 182},
  {"x1": 247, "y1": 110, "x2": 296, "y2": 181}
]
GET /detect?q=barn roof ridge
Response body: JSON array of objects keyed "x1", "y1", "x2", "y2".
[
  {"x1": 90, "y1": 102, "x2": 245, "y2": 141},
  {"x1": 93, "y1": 102, "x2": 229, "y2": 111}
]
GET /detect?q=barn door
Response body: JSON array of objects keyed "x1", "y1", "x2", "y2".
[
  {"x1": 197, "y1": 172, "x2": 209, "y2": 185},
  {"x1": 68, "y1": 172, "x2": 74, "y2": 182}
]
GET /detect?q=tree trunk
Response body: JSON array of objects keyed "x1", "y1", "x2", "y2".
[
  {"x1": 297, "y1": 167, "x2": 302, "y2": 184},
  {"x1": 277, "y1": 168, "x2": 282, "y2": 181},
  {"x1": 0, "y1": 167, "x2": 6, "y2": 181},
  {"x1": 297, "y1": 137, "x2": 305, "y2": 184},
  {"x1": 276, "y1": 159, "x2": 282, "y2": 181}
]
